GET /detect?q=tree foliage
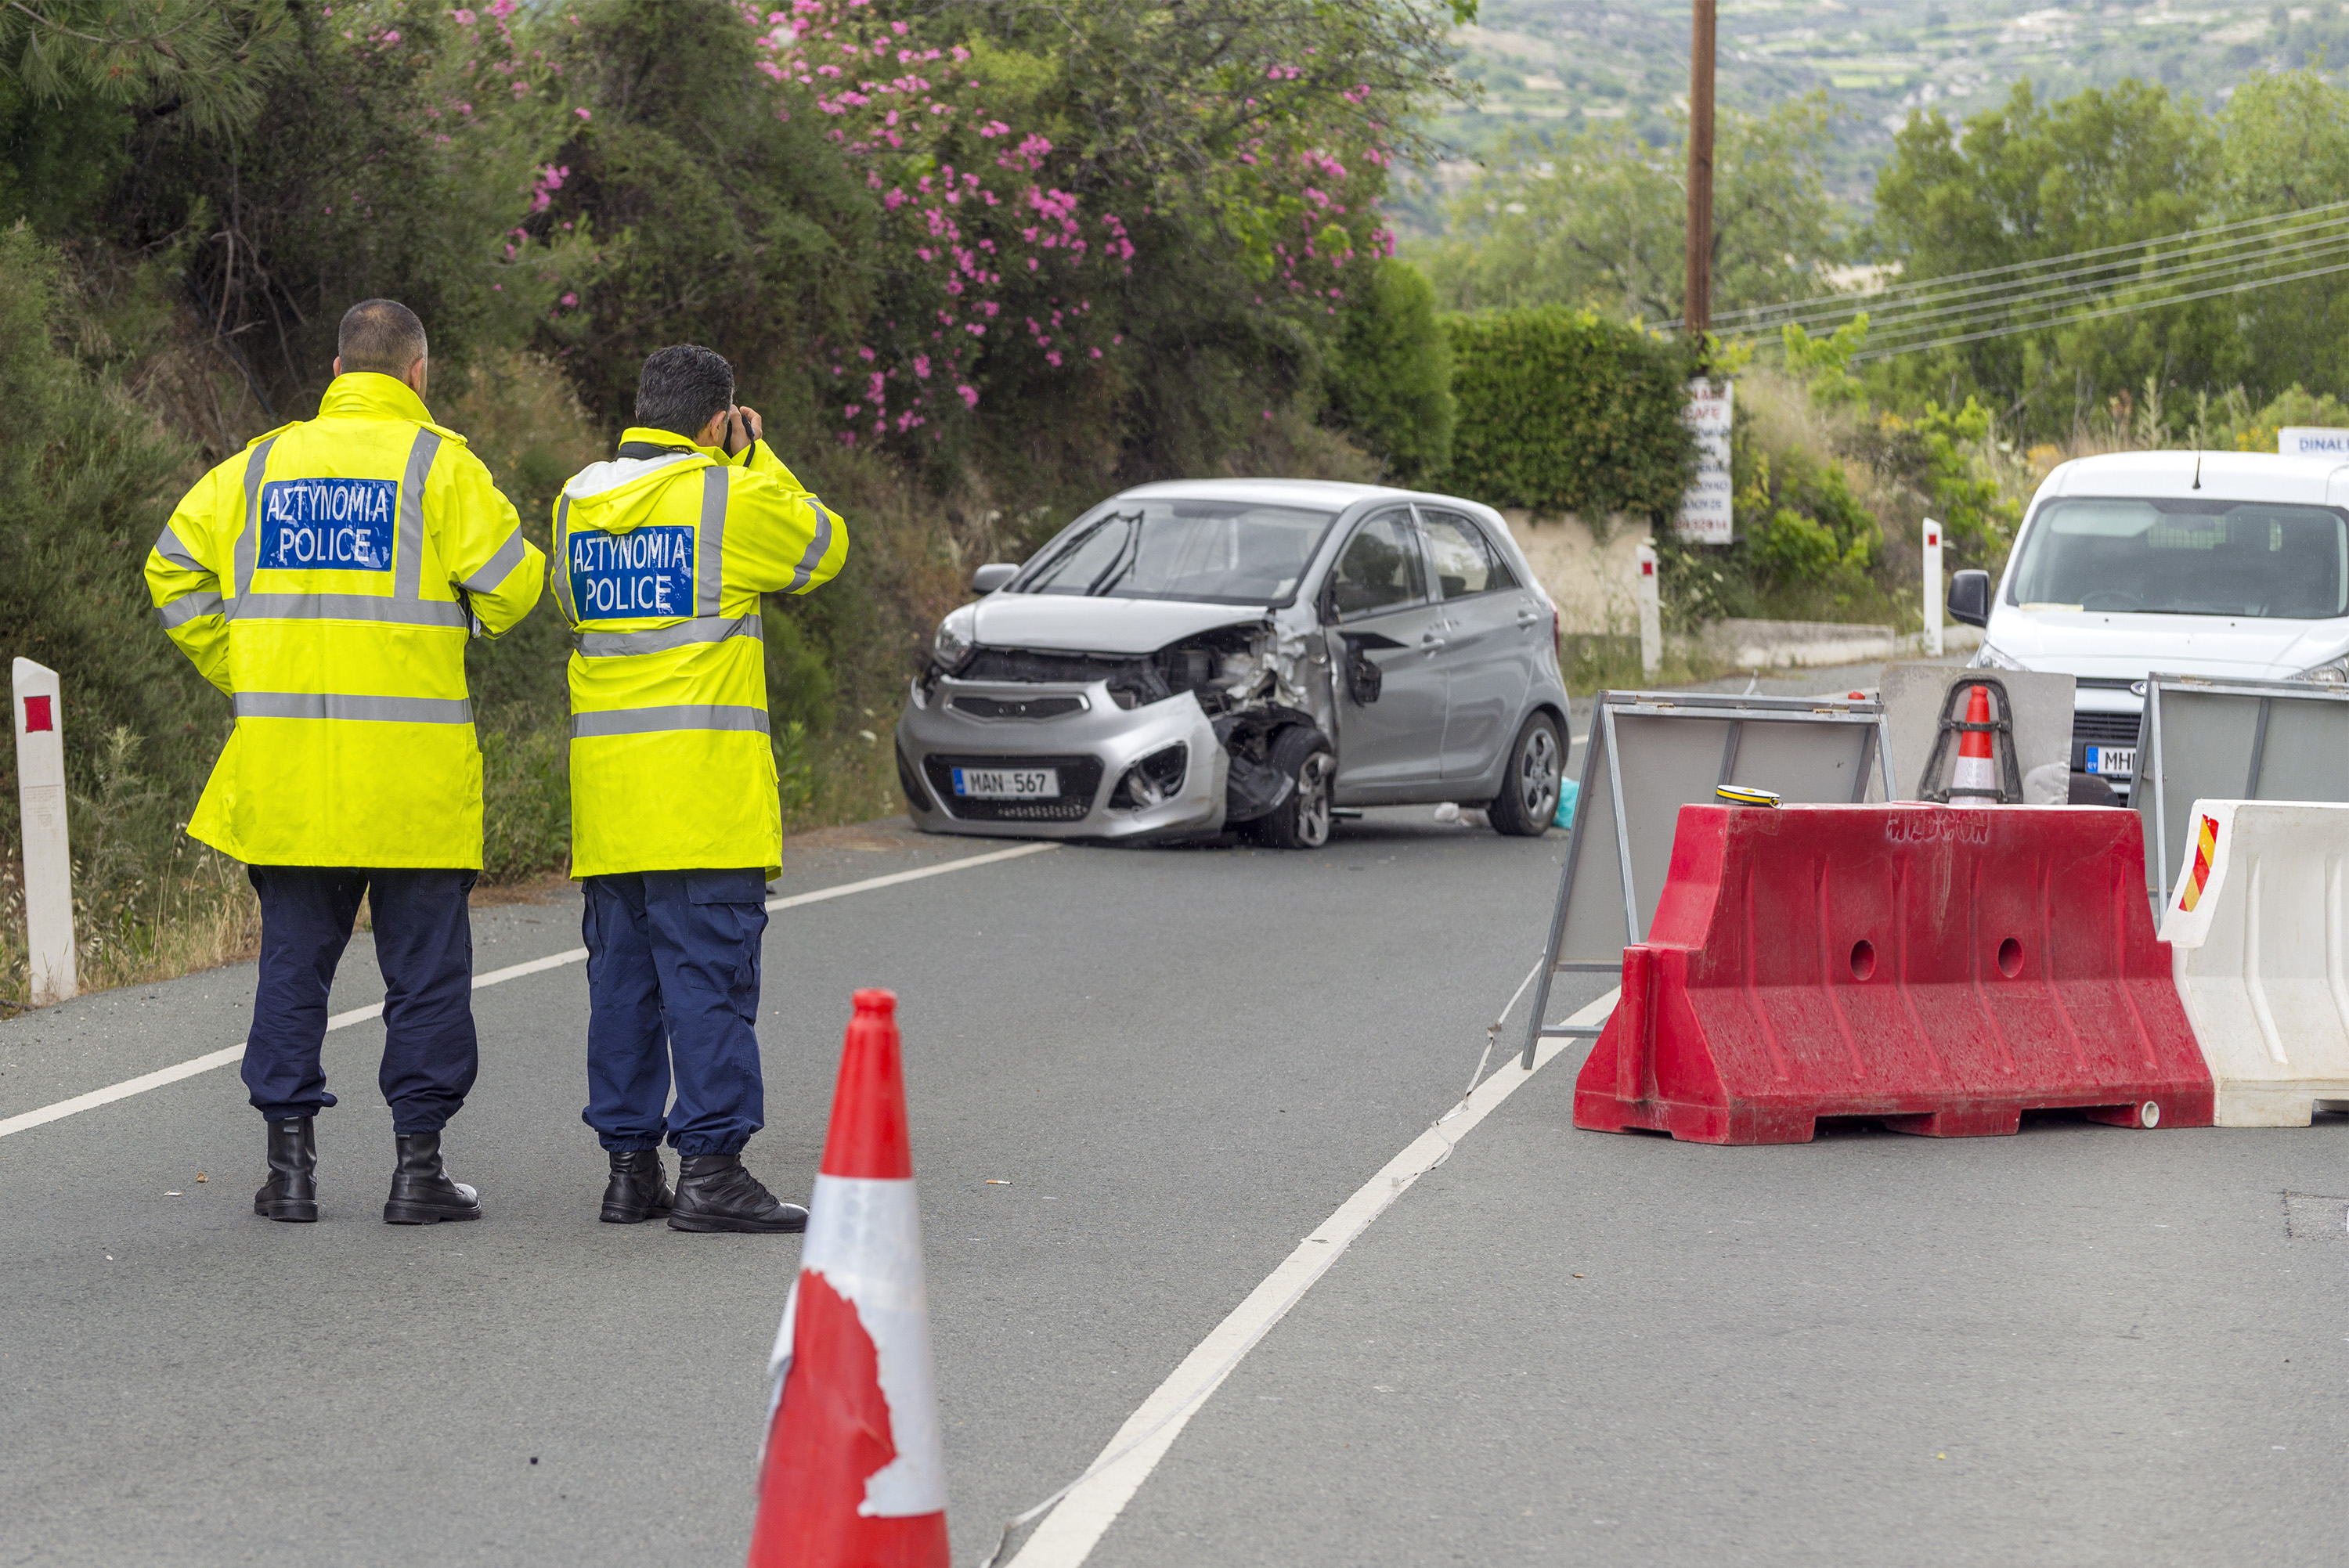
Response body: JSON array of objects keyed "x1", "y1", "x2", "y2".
[
  {"x1": 0, "y1": 0, "x2": 290, "y2": 137},
  {"x1": 1325, "y1": 258, "x2": 1452, "y2": 483},
  {"x1": 0, "y1": 226, "x2": 217, "y2": 839},
  {"x1": 1422, "y1": 95, "x2": 1845, "y2": 323},
  {"x1": 1866, "y1": 70, "x2": 2349, "y2": 433}
]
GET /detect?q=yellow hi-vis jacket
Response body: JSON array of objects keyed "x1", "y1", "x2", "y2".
[
  {"x1": 554, "y1": 427, "x2": 846, "y2": 879},
  {"x1": 145, "y1": 373, "x2": 546, "y2": 868}
]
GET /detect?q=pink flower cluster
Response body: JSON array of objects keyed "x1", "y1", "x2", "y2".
[
  {"x1": 528, "y1": 164, "x2": 569, "y2": 214},
  {"x1": 742, "y1": 0, "x2": 1127, "y2": 443}
]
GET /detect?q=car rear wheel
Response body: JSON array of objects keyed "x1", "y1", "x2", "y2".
[
  {"x1": 1256, "y1": 726, "x2": 1334, "y2": 850},
  {"x1": 1488, "y1": 711, "x2": 1564, "y2": 838}
]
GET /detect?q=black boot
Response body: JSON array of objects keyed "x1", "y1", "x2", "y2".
[
  {"x1": 668, "y1": 1154, "x2": 807, "y2": 1234},
  {"x1": 383, "y1": 1131, "x2": 482, "y2": 1224},
  {"x1": 599, "y1": 1148, "x2": 674, "y2": 1224},
  {"x1": 253, "y1": 1116, "x2": 318, "y2": 1223}
]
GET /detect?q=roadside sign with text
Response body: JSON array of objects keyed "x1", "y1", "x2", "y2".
[
  {"x1": 1676, "y1": 377, "x2": 1734, "y2": 544},
  {"x1": 2278, "y1": 427, "x2": 2349, "y2": 457}
]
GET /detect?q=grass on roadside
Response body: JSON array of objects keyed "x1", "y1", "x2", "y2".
[{"x1": 1561, "y1": 633, "x2": 1741, "y2": 694}]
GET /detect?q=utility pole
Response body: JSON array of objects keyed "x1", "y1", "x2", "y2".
[{"x1": 1685, "y1": 0, "x2": 1716, "y2": 338}]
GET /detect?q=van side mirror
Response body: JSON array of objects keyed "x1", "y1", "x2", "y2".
[
  {"x1": 1947, "y1": 568, "x2": 1991, "y2": 628},
  {"x1": 969, "y1": 563, "x2": 1017, "y2": 594}
]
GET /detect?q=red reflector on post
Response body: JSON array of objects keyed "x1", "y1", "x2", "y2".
[
  {"x1": 1573, "y1": 804, "x2": 2214, "y2": 1144},
  {"x1": 23, "y1": 694, "x2": 52, "y2": 733}
]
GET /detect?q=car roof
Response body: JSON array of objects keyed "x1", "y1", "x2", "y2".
[
  {"x1": 1110, "y1": 478, "x2": 1413, "y2": 510},
  {"x1": 2043, "y1": 450, "x2": 2349, "y2": 506}
]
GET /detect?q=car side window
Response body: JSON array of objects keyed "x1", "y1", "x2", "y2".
[
  {"x1": 1420, "y1": 510, "x2": 1517, "y2": 597},
  {"x1": 1328, "y1": 510, "x2": 1426, "y2": 619}
]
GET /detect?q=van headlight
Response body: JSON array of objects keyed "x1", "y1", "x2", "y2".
[
  {"x1": 2290, "y1": 654, "x2": 2349, "y2": 684},
  {"x1": 1969, "y1": 643, "x2": 2024, "y2": 671},
  {"x1": 932, "y1": 605, "x2": 976, "y2": 671}
]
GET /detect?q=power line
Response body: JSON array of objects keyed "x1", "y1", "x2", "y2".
[
  {"x1": 1841, "y1": 223, "x2": 2349, "y2": 351},
  {"x1": 1656, "y1": 196, "x2": 2349, "y2": 333},
  {"x1": 1739, "y1": 209, "x2": 2349, "y2": 341},
  {"x1": 1846, "y1": 254, "x2": 2349, "y2": 362}
]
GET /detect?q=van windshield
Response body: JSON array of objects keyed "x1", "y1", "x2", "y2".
[
  {"x1": 2008, "y1": 497, "x2": 2349, "y2": 619},
  {"x1": 1015, "y1": 499, "x2": 1337, "y2": 606}
]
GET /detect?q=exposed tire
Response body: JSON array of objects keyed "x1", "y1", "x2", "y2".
[
  {"x1": 1256, "y1": 726, "x2": 1335, "y2": 850},
  {"x1": 1488, "y1": 711, "x2": 1564, "y2": 838}
]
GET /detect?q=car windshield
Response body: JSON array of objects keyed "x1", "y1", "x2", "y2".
[
  {"x1": 1014, "y1": 499, "x2": 1337, "y2": 605},
  {"x1": 2008, "y1": 497, "x2": 2349, "y2": 619}
]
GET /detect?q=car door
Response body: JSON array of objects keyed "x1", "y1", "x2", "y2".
[
  {"x1": 1420, "y1": 507, "x2": 1539, "y2": 780},
  {"x1": 1322, "y1": 507, "x2": 1448, "y2": 791}
]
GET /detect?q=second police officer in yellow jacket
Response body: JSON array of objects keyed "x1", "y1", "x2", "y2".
[
  {"x1": 551, "y1": 344, "x2": 847, "y2": 1233},
  {"x1": 144, "y1": 299, "x2": 545, "y2": 1225}
]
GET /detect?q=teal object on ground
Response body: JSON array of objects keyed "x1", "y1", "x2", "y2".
[{"x1": 1553, "y1": 777, "x2": 1579, "y2": 830}]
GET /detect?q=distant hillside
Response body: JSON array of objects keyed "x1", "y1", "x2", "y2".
[{"x1": 1399, "y1": 0, "x2": 2349, "y2": 236}]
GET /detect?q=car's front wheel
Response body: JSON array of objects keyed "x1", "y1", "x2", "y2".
[
  {"x1": 1256, "y1": 726, "x2": 1334, "y2": 849},
  {"x1": 1488, "y1": 711, "x2": 1564, "y2": 838}
]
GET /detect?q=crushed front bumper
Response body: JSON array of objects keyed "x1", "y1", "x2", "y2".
[{"x1": 894, "y1": 676, "x2": 1229, "y2": 840}]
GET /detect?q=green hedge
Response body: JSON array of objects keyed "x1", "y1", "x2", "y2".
[
  {"x1": 1442, "y1": 307, "x2": 1698, "y2": 519},
  {"x1": 1326, "y1": 258, "x2": 1455, "y2": 485}
]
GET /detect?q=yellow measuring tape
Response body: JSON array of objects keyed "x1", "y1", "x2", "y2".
[{"x1": 1716, "y1": 784, "x2": 1781, "y2": 808}]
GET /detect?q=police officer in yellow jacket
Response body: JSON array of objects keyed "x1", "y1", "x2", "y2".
[
  {"x1": 146, "y1": 299, "x2": 545, "y2": 1226},
  {"x1": 554, "y1": 344, "x2": 846, "y2": 1232}
]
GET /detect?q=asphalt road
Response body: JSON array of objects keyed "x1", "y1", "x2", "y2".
[{"x1": 6, "y1": 733, "x2": 2347, "y2": 1566}]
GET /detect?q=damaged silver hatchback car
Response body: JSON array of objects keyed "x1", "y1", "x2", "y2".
[{"x1": 893, "y1": 480, "x2": 1572, "y2": 849}]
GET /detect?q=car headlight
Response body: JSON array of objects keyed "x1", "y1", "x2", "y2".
[
  {"x1": 1969, "y1": 642, "x2": 2024, "y2": 671},
  {"x1": 932, "y1": 605, "x2": 976, "y2": 671},
  {"x1": 2290, "y1": 654, "x2": 2349, "y2": 684}
]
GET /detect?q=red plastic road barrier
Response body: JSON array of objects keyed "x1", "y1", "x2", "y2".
[
  {"x1": 749, "y1": 990, "x2": 951, "y2": 1568},
  {"x1": 1573, "y1": 804, "x2": 2214, "y2": 1144}
]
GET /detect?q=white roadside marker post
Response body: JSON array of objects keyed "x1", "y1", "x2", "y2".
[
  {"x1": 11, "y1": 658, "x2": 76, "y2": 1004},
  {"x1": 1921, "y1": 517, "x2": 1944, "y2": 658},
  {"x1": 1635, "y1": 542, "x2": 1662, "y2": 678}
]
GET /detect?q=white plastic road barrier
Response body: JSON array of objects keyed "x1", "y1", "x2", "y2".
[
  {"x1": 1635, "y1": 542, "x2": 1662, "y2": 676},
  {"x1": 1921, "y1": 517, "x2": 1943, "y2": 657},
  {"x1": 11, "y1": 658, "x2": 75, "y2": 1004},
  {"x1": 2159, "y1": 799, "x2": 2349, "y2": 1126}
]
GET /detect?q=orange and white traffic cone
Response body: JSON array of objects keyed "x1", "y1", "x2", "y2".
[
  {"x1": 1950, "y1": 683, "x2": 2000, "y2": 807},
  {"x1": 749, "y1": 990, "x2": 950, "y2": 1568}
]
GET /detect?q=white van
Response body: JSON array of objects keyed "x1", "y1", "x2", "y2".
[{"x1": 1947, "y1": 450, "x2": 2349, "y2": 801}]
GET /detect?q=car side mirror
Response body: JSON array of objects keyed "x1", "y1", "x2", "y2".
[
  {"x1": 1947, "y1": 568, "x2": 1991, "y2": 628},
  {"x1": 969, "y1": 563, "x2": 1017, "y2": 594}
]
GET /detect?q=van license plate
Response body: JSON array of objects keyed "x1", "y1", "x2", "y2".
[
  {"x1": 951, "y1": 766, "x2": 1059, "y2": 798},
  {"x1": 2086, "y1": 745, "x2": 2135, "y2": 777}
]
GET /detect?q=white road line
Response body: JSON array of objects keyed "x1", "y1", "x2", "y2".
[
  {"x1": 0, "y1": 842, "x2": 1059, "y2": 1141},
  {"x1": 764, "y1": 840, "x2": 1056, "y2": 912},
  {"x1": 1003, "y1": 985, "x2": 1619, "y2": 1568}
]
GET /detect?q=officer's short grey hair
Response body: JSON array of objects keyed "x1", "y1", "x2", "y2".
[
  {"x1": 337, "y1": 299, "x2": 428, "y2": 377},
  {"x1": 636, "y1": 345, "x2": 735, "y2": 440}
]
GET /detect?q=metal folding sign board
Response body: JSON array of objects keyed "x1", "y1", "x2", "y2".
[
  {"x1": 2130, "y1": 672, "x2": 2349, "y2": 905},
  {"x1": 1521, "y1": 690, "x2": 1895, "y2": 1065}
]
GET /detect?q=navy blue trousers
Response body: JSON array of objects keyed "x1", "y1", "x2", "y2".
[
  {"x1": 244, "y1": 867, "x2": 479, "y2": 1134},
  {"x1": 581, "y1": 869, "x2": 769, "y2": 1157}
]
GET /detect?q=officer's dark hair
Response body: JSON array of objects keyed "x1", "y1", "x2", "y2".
[
  {"x1": 636, "y1": 344, "x2": 736, "y2": 439},
  {"x1": 337, "y1": 299, "x2": 429, "y2": 377}
]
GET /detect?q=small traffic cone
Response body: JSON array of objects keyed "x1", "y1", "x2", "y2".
[
  {"x1": 1950, "y1": 683, "x2": 2000, "y2": 807},
  {"x1": 748, "y1": 990, "x2": 950, "y2": 1568}
]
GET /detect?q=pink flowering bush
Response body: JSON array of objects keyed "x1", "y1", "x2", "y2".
[{"x1": 727, "y1": 0, "x2": 1441, "y2": 454}]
